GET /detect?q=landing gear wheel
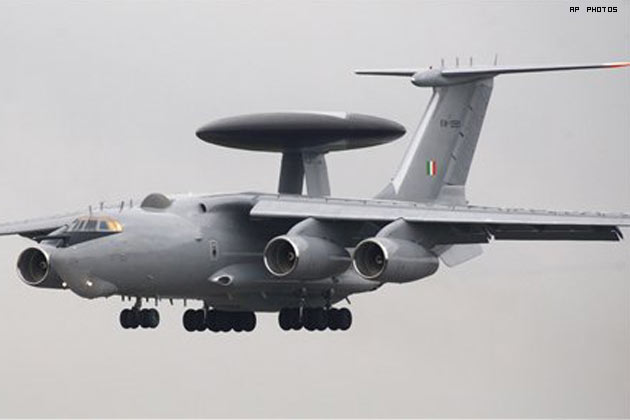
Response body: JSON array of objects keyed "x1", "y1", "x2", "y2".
[
  {"x1": 206, "y1": 310, "x2": 219, "y2": 332},
  {"x1": 194, "y1": 309, "x2": 206, "y2": 331},
  {"x1": 139, "y1": 309, "x2": 152, "y2": 328},
  {"x1": 327, "y1": 308, "x2": 340, "y2": 331},
  {"x1": 127, "y1": 309, "x2": 140, "y2": 329},
  {"x1": 303, "y1": 308, "x2": 317, "y2": 331},
  {"x1": 338, "y1": 308, "x2": 352, "y2": 331},
  {"x1": 216, "y1": 311, "x2": 232, "y2": 332},
  {"x1": 313, "y1": 308, "x2": 327, "y2": 331},
  {"x1": 120, "y1": 309, "x2": 131, "y2": 329},
  {"x1": 147, "y1": 308, "x2": 160, "y2": 328},
  {"x1": 241, "y1": 312, "x2": 256, "y2": 332},
  {"x1": 232, "y1": 312, "x2": 245, "y2": 333},
  {"x1": 183, "y1": 309, "x2": 197, "y2": 332},
  {"x1": 278, "y1": 308, "x2": 292, "y2": 331},
  {"x1": 290, "y1": 308, "x2": 303, "y2": 330}
]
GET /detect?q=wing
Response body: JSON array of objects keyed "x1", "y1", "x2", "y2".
[
  {"x1": 0, "y1": 212, "x2": 80, "y2": 240},
  {"x1": 251, "y1": 195, "x2": 629, "y2": 242}
]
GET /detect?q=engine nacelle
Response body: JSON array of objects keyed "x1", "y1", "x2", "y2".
[
  {"x1": 16, "y1": 247, "x2": 65, "y2": 289},
  {"x1": 263, "y1": 235, "x2": 350, "y2": 280},
  {"x1": 352, "y1": 238, "x2": 439, "y2": 283}
]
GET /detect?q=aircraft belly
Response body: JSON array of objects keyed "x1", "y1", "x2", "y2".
[{"x1": 149, "y1": 267, "x2": 380, "y2": 311}]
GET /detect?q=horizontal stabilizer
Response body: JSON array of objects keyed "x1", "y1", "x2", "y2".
[
  {"x1": 356, "y1": 61, "x2": 630, "y2": 87},
  {"x1": 441, "y1": 62, "x2": 630, "y2": 77},
  {"x1": 354, "y1": 69, "x2": 417, "y2": 77}
]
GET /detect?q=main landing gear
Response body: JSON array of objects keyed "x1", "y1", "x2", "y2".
[
  {"x1": 182, "y1": 309, "x2": 257, "y2": 333},
  {"x1": 278, "y1": 307, "x2": 352, "y2": 332},
  {"x1": 119, "y1": 308, "x2": 160, "y2": 329}
]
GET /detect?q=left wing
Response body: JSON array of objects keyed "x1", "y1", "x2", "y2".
[
  {"x1": 251, "y1": 195, "x2": 629, "y2": 242},
  {"x1": 0, "y1": 212, "x2": 80, "y2": 239}
]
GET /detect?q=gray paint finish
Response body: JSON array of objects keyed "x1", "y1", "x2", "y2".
[{"x1": 0, "y1": 1, "x2": 629, "y2": 418}]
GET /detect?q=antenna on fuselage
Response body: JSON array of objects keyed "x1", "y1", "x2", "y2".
[{"x1": 119, "y1": 201, "x2": 124, "y2": 212}]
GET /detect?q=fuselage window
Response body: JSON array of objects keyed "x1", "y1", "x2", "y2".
[
  {"x1": 86, "y1": 220, "x2": 98, "y2": 230},
  {"x1": 77, "y1": 220, "x2": 87, "y2": 231},
  {"x1": 98, "y1": 221, "x2": 109, "y2": 231}
]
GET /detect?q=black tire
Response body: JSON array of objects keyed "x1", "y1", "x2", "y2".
[
  {"x1": 139, "y1": 309, "x2": 152, "y2": 328},
  {"x1": 183, "y1": 309, "x2": 197, "y2": 332},
  {"x1": 338, "y1": 308, "x2": 352, "y2": 331},
  {"x1": 194, "y1": 309, "x2": 206, "y2": 331},
  {"x1": 313, "y1": 308, "x2": 327, "y2": 331},
  {"x1": 233, "y1": 312, "x2": 245, "y2": 332},
  {"x1": 119, "y1": 309, "x2": 131, "y2": 329},
  {"x1": 206, "y1": 310, "x2": 219, "y2": 332},
  {"x1": 127, "y1": 309, "x2": 140, "y2": 329},
  {"x1": 242, "y1": 312, "x2": 256, "y2": 332},
  {"x1": 278, "y1": 308, "x2": 292, "y2": 331},
  {"x1": 327, "y1": 308, "x2": 340, "y2": 331},
  {"x1": 217, "y1": 311, "x2": 232, "y2": 332},
  {"x1": 148, "y1": 308, "x2": 160, "y2": 329},
  {"x1": 303, "y1": 308, "x2": 316, "y2": 331},
  {"x1": 289, "y1": 308, "x2": 303, "y2": 330}
]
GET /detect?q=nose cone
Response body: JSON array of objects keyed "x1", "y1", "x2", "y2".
[{"x1": 52, "y1": 248, "x2": 118, "y2": 299}]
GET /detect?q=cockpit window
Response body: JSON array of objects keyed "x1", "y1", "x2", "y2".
[{"x1": 69, "y1": 217, "x2": 123, "y2": 233}]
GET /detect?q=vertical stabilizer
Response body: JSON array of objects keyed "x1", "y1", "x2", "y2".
[
  {"x1": 377, "y1": 78, "x2": 493, "y2": 203},
  {"x1": 356, "y1": 61, "x2": 630, "y2": 204}
]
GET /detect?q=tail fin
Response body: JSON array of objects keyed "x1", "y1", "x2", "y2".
[{"x1": 358, "y1": 61, "x2": 630, "y2": 204}]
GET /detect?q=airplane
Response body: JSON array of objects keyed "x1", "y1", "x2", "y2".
[{"x1": 1, "y1": 61, "x2": 629, "y2": 334}]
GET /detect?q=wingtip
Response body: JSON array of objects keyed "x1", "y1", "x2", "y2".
[{"x1": 605, "y1": 61, "x2": 630, "y2": 68}]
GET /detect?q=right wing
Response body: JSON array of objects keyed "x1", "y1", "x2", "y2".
[{"x1": 251, "y1": 195, "x2": 629, "y2": 243}]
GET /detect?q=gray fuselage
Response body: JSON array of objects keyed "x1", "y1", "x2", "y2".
[{"x1": 42, "y1": 193, "x2": 380, "y2": 311}]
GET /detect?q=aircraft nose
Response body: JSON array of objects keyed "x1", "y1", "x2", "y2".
[{"x1": 52, "y1": 247, "x2": 118, "y2": 299}]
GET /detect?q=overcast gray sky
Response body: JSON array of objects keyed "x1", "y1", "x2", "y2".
[{"x1": 0, "y1": 0, "x2": 628, "y2": 418}]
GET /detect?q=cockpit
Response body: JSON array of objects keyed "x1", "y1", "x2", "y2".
[
  {"x1": 38, "y1": 216, "x2": 124, "y2": 247},
  {"x1": 68, "y1": 217, "x2": 123, "y2": 233}
]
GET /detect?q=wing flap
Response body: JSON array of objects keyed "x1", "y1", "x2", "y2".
[{"x1": 487, "y1": 224, "x2": 622, "y2": 241}]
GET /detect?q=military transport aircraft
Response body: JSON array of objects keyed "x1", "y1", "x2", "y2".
[{"x1": 1, "y1": 62, "x2": 629, "y2": 333}]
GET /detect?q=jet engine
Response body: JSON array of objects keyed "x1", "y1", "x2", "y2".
[
  {"x1": 263, "y1": 235, "x2": 350, "y2": 280},
  {"x1": 352, "y1": 238, "x2": 439, "y2": 283},
  {"x1": 16, "y1": 247, "x2": 65, "y2": 289}
]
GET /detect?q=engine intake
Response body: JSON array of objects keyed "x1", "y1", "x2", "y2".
[
  {"x1": 16, "y1": 247, "x2": 64, "y2": 289},
  {"x1": 263, "y1": 235, "x2": 350, "y2": 280},
  {"x1": 353, "y1": 238, "x2": 439, "y2": 283}
]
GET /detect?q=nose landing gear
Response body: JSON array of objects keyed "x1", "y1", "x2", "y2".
[
  {"x1": 119, "y1": 297, "x2": 160, "y2": 329},
  {"x1": 119, "y1": 308, "x2": 160, "y2": 329}
]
